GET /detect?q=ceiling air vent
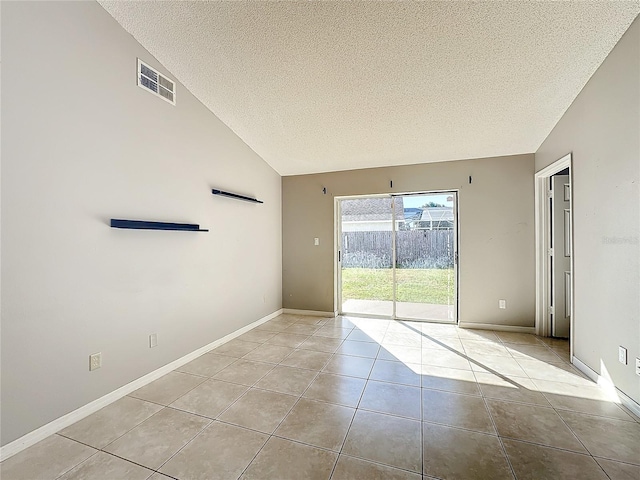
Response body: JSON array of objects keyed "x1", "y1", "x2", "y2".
[{"x1": 137, "y1": 59, "x2": 175, "y2": 105}]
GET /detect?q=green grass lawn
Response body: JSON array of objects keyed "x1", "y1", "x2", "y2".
[{"x1": 342, "y1": 268, "x2": 454, "y2": 304}]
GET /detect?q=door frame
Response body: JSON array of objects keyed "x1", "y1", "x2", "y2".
[
  {"x1": 534, "y1": 153, "x2": 574, "y2": 351},
  {"x1": 335, "y1": 190, "x2": 459, "y2": 323}
]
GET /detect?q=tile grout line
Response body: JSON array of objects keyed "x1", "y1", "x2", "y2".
[{"x1": 480, "y1": 389, "x2": 518, "y2": 479}]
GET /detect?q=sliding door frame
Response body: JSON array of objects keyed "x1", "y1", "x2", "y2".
[{"x1": 335, "y1": 190, "x2": 460, "y2": 323}]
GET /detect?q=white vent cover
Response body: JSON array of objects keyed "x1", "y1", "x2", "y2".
[{"x1": 137, "y1": 59, "x2": 175, "y2": 105}]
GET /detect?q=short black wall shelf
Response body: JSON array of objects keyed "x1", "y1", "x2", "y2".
[
  {"x1": 110, "y1": 219, "x2": 209, "y2": 232},
  {"x1": 212, "y1": 189, "x2": 263, "y2": 204}
]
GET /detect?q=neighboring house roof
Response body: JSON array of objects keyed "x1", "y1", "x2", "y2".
[{"x1": 341, "y1": 197, "x2": 405, "y2": 222}]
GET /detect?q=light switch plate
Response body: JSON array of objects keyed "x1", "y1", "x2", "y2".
[
  {"x1": 499, "y1": 300, "x2": 506, "y2": 309},
  {"x1": 314, "y1": 238, "x2": 319, "y2": 246},
  {"x1": 149, "y1": 333, "x2": 158, "y2": 348},
  {"x1": 636, "y1": 358, "x2": 640, "y2": 377},
  {"x1": 618, "y1": 346, "x2": 627, "y2": 365}
]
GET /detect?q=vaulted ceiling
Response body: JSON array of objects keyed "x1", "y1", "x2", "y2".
[{"x1": 99, "y1": 1, "x2": 639, "y2": 175}]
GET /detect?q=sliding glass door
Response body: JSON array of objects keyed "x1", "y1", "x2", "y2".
[
  {"x1": 339, "y1": 197, "x2": 394, "y2": 317},
  {"x1": 338, "y1": 192, "x2": 458, "y2": 323}
]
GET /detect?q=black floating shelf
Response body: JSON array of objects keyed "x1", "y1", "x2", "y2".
[
  {"x1": 212, "y1": 189, "x2": 263, "y2": 204},
  {"x1": 110, "y1": 219, "x2": 209, "y2": 232}
]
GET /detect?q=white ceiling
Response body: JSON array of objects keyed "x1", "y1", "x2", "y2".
[{"x1": 99, "y1": 1, "x2": 639, "y2": 176}]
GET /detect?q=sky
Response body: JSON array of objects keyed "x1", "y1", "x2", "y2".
[{"x1": 402, "y1": 193, "x2": 454, "y2": 208}]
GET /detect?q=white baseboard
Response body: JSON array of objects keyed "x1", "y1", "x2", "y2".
[
  {"x1": 458, "y1": 322, "x2": 535, "y2": 334},
  {"x1": 282, "y1": 308, "x2": 336, "y2": 318},
  {"x1": 572, "y1": 356, "x2": 640, "y2": 420},
  {"x1": 0, "y1": 308, "x2": 284, "y2": 462}
]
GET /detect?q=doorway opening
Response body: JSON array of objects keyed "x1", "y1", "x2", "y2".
[
  {"x1": 336, "y1": 191, "x2": 458, "y2": 323},
  {"x1": 535, "y1": 154, "x2": 573, "y2": 355}
]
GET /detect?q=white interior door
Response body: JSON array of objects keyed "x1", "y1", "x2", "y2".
[{"x1": 551, "y1": 175, "x2": 571, "y2": 337}]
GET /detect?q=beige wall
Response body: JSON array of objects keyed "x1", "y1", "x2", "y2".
[
  {"x1": 283, "y1": 154, "x2": 536, "y2": 327},
  {"x1": 1, "y1": 1, "x2": 282, "y2": 445},
  {"x1": 536, "y1": 17, "x2": 639, "y2": 404}
]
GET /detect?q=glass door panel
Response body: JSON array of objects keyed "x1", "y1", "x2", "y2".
[
  {"x1": 339, "y1": 197, "x2": 394, "y2": 317},
  {"x1": 395, "y1": 193, "x2": 457, "y2": 322}
]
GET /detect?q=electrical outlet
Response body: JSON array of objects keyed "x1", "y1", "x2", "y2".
[
  {"x1": 636, "y1": 358, "x2": 640, "y2": 377},
  {"x1": 618, "y1": 346, "x2": 627, "y2": 365},
  {"x1": 499, "y1": 300, "x2": 506, "y2": 309},
  {"x1": 89, "y1": 352, "x2": 102, "y2": 371},
  {"x1": 149, "y1": 334, "x2": 158, "y2": 348},
  {"x1": 314, "y1": 237, "x2": 320, "y2": 246}
]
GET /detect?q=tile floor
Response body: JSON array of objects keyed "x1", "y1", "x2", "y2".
[{"x1": 2, "y1": 314, "x2": 639, "y2": 480}]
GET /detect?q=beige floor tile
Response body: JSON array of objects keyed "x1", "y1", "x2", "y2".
[
  {"x1": 129, "y1": 371, "x2": 206, "y2": 405},
  {"x1": 103, "y1": 407, "x2": 210, "y2": 470},
  {"x1": 146, "y1": 474, "x2": 174, "y2": 480},
  {"x1": 462, "y1": 339, "x2": 512, "y2": 357},
  {"x1": 503, "y1": 439, "x2": 608, "y2": 480},
  {"x1": 550, "y1": 347, "x2": 571, "y2": 362},
  {"x1": 423, "y1": 423, "x2": 513, "y2": 480},
  {"x1": 595, "y1": 458, "x2": 640, "y2": 480},
  {"x1": 558, "y1": 410, "x2": 640, "y2": 464},
  {"x1": 325, "y1": 317, "x2": 357, "y2": 328},
  {"x1": 170, "y1": 379, "x2": 248, "y2": 418},
  {"x1": 532, "y1": 379, "x2": 633, "y2": 421},
  {"x1": 486, "y1": 399, "x2": 587, "y2": 453},
  {"x1": 369, "y1": 359, "x2": 421, "y2": 387},
  {"x1": 0, "y1": 435, "x2": 96, "y2": 480},
  {"x1": 336, "y1": 340, "x2": 380, "y2": 358},
  {"x1": 212, "y1": 339, "x2": 262, "y2": 357},
  {"x1": 242, "y1": 343, "x2": 295, "y2": 363},
  {"x1": 342, "y1": 410, "x2": 422, "y2": 473},
  {"x1": 176, "y1": 353, "x2": 236, "y2": 377},
  {"x1": 421, "y1": 365, "x2": 480, "y2": 395},
  {"x1": 275, "y1": 398, "x2": 355, "y2": 451},
  {"x1": 421, "y1": 335, "x2": 465, "y2": 351},
  {"x1": 303, "y1": 373, "x2": 366, "y2": 407},
  {"x1": 420, "y1": 323, "x2": 459, "y2": 337},
  {"x1": 280, "y1": 349, "x2": 332, "y2": 371},
  {"x1": 254, "y1": 365, "x2": 318, "y2": 395},
  {"x1": 323, "y1": 354, "x2": 375, "y2": 378},
  {"x1": 382, "y1": 331, "x2": 421, "y2": 348},
  {"x1": 295, "y1": 316, "x2": 330, "y2": 326},
  {"x1": 475, "y1": 372, "x2": 550, "y2": 406},
  {"x1": 346, "y1": 328, "x2": 386, "y2": 343},
  {"x1": 421, "y1": 348, "x2": 471, "y2": 370},
  {"x1": 495, "y1": 332, "x2": 545, "y2": 345},
  {"x1": 284, "y1": 323, "x2": 322, "y2": 335},
  {"x1": 377, "y1": 345, "x2": 422, "y2": 364},
  {"x1": 159, "y1": 421, "x2": 268, "y2": 480},
  {"x1": 360, "y1": 380, "x2": 421, "y2": 419},
  {"x1": 59, "y1": 396, "x2": 162, "y2": 449},
  {"x1": 516, "y1": 358, "x2": 592, "y2": 385},
  {"x1": 505, "y1": 344, "x2": 568, "y2": 363},
  {"x1": 422, "y1": 389, "x2": 495, "y2": 433},
  {"x1": 457, "y1": 329, "x2": 501, "y2": 342},
  {"x1": 218, "y1": 388, "x2": 298, "y2": 434},
  {"x1": 298, "y1": 336, "x2": 344, "y2": 353},
  {"x1": 469, "y1": 355, "x2": 529, "y2": 377},
  {"x1": 212, "y1": 359, "x2": 274, "y2": 386},
  {"x1": 313, "y1": 325, "x2": 353, "y2": 339},
  {"x1": 241, "y1": 436, "x2": 337, "y2": 480},
  {"x1": 237, "y1": 330, "x2": 277, "y2": 343},
  {"x1": 57, "y1": 452, "x2": 152, "y2": 480},
  {"x1": 331, "y1": 455, "x2": 422, "y2": 480},
  {"x1": 537, "y1": 337, "x2": 570, "y2": 348},
  {"x1": 264, "y1": 332, "x2": 309, "y2": 348}
]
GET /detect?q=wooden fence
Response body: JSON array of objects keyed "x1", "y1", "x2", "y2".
[{"x1": 342, "y1": 230, "x2": 454, "y2": 268}]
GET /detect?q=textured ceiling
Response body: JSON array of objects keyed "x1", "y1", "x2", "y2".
[{"x1": 98, "y1": 1, "x2": 639, "y2": 175}]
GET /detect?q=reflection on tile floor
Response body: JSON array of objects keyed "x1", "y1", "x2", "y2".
[{"x1": 2, "y1": 314, "x2": 639, "y2": 480}]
